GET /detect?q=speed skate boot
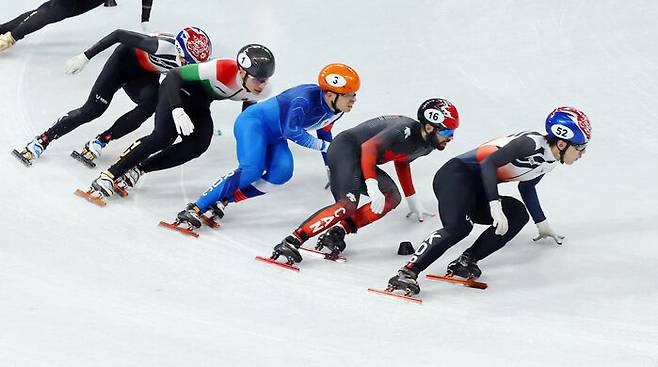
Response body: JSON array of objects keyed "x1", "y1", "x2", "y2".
[
  {"x1": 0, "y1": 32, "x2": 16, "y2": 52},
  {"x1": 80, "y1": 138, "x2": 107, "y2": 162},
  {"x1": 114, "y1": 166, "x2": 142, "y2": 195},
  {"x1": 207, "y1": 200, "x2": 227, "y2": 220},
  {"x1": 13, "y1": 137, "x2": 46, "y2": 166},
  {"x1": 90, "y1": 172, "x2": 115, "y2": 199},
  {"x1": 387, "y1": 267, "x2": 420, "y2": 295},
  {"x1": 446, "y1": 252, "x2": 482, "y2": 279},
  {"x1": 176, "y1": 203, "x2": 202, "y2": 229},
  {"x1": 315, "y1": 225, "x2": 347, "y2": 257},
  {"x1": 272, "y1": 236, "x2": 303, "y2": 264}
]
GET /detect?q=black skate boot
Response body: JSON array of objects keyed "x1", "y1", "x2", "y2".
[
  {"x1": 446, "y1": 253, "x2": 482, "y2": 279},
  {"x1": 208, "y1": 201, "x2": 226, "y2": 220},
  {"x1": 272, "y1": 236, "x2": 303, "y2": 264},
  {"x1": 387, "y1": 267, "x2": 421, "y2": 295},
  {"x1": 315, "y1": 226, "x2": 347, "y2": 257},
  {"x1": 176, "y1": 203, "x2": 202, "y2": 229}
]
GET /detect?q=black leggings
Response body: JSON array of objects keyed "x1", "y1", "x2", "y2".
[
  {"x1": 1, "y1": 0, "x2": 104, "y2": 40},
  {"x1": 41, "y1": 46, "x2": 159, "y2": 146},
  {"x1": 106, "y1": 78, "x2": 215, "y2": 178},
  {"x1": 406, "y1": 158, "x2": 530, "y2": 274}
]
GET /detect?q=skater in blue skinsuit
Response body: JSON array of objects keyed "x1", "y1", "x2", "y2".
[{"x1": 173, "y1": 63, "x2": 361, "y2": 229}]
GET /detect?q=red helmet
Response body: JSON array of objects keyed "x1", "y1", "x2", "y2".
[{"x1": 417, "y1": 98, "x2": 459, "y2": 130}]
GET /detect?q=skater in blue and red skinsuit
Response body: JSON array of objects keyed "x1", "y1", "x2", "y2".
[{"x1": 173, "y1": 63, "x2": 361, "y2": 229}]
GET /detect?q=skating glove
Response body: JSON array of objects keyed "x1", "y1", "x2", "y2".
[
  {"x1": 65, "y1": 53, "x2": 90, "y2": 75},
  {"x1": 172, "y1": 108, "x2": 195, "y2": 136},
  {"x1": 405, "y1": 194, "x2": 435, "y2": 222},
  {"x1": 140, "y1": 22, "x2": 150, "y2": 33},
  {"x1": 489, "y1": 200, "x2": 508, "y2": 236},
  {"x1": 533, "y1": 220, "x2": 565, "y2": 245},
  {"x1": 365, "y1": 178, "x2": 386, "y2": 214},
  {"x1": 324, "y1": 166, "x2": 331, "y2": 190}
]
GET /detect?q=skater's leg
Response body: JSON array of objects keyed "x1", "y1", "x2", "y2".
[
  {"x1": 463, "y1": 195, "x2": 530, "y2": 261},
  {"x1": 138, "y1": 106, "x2": 213, "y2": 172},
  {"x1": 96, "y1": 75, "x2": 159, "y2": 144}
]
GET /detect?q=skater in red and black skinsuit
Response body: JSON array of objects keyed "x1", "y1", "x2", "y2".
[
  {"x1": 270, "y1": 98, "x2": 460, "y2": 264},
  {"x1": 0, "y1": 0, "x2": 153, "y2": 52}
]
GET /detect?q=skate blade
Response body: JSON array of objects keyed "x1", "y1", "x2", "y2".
[
  {"x1": 200, "y1": 214, "x2": 220, "y2": 229},
  {"x1": 255, "y1": 256, "x2": 300, "y2": 272},
  {"x1": 70, "y1": 150, "x2": 96, "y2": 168},
  {"x1": 425, "y1": 274, "x2": 488, "y2": 289},
  {"x1": 74, "y1": 189, "x2": 107, "y2": 207},
  {"x1": 112, "y1": 183, "x2": 129, "y2": 198},
  {"x1": 367, "y1": 288, "x2": 422, "y2": 304},
  {"x1": 299, "y1": 247, "x2": 346, "y2": 262},
  {"x1": 158, "y1": 221, "x2": 199, "y2": 238},
  {"x1": 12, "y1": 149, "x2": 32, "y2": 167}
]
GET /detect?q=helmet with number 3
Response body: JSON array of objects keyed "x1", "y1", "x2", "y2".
[
  {"x1": 417, "y1": 98, "x2": 460, "y2": 130},
  {"x1": 318, "y1": 63, "x2": 360, "y2": 94},
  {"x1": 545, "y1": 107, "x2": 591, "y2": 145}
]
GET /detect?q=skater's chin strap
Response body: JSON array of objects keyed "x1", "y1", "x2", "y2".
[
  {"x1": 557, "y1": 143, "x2": 569, "y2": 164},
  {"x1": 330, "y1": 93, "x2": 341, "y2": 113}
]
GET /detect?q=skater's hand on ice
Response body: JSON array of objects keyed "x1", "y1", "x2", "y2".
[
  {"x1": 172, "y1": 108, "x2": 194, "y2": 136},
  {"x1": 365, "y1": 178, "x2": 385, "y2": 214},
  {"x1": 489, "y1": 200, "x2": 508, "y2": 236},
  {"x1": 324, "y1": 166, "x2": 331, "y2": 190},
  {"x1": 65, "y1": 53, "x2": 90, "y2": 75},
  {"x1": 405, "y1": 194, "x2": 435, "y2": 222},
  {"x1": 533, "y1": 220, "x2": 565, "y2": 245}
]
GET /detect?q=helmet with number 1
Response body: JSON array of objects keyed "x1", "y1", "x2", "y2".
[
  {"x1": 175, "y1": 27, "x2": 212, "y2": 64},
  {"x1": 417, "y1": 98, "x2": 460, "y2": 130},
  {"x1": 545, "y1": 107, "x2": 591, "y2": 145},
  {"x1": 237, "y1": 44, "x2": 275, "y2": 79},
  {"x1": 318, "y1": 63, "x2": 360, "y2": 94}
]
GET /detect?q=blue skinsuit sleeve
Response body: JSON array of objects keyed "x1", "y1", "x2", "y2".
[
  {"x1": 316, "y1": 124, "x2": 333, "y2": 164},
  {"x1": 518, "y1": 175, "x2": 546, "y2": 224},
  {"x1": 284, "y1": 98, "x2": 326, "y2": 150}
]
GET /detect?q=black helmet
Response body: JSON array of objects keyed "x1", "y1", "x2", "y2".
[{"x1": 236, "y1": 44, "x2": 275, "y2": 79}]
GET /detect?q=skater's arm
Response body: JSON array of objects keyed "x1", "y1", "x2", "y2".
[
  {"x1": 394, "y1": 160, "x2": 416, "y2": 197},
  {"x1": 316, "y1": 124, "x2": 333, "y2": 164},
  {"x1": 141, "y1": 0, "x2": 153, "y2": 22},
  {"x1": 518, "y1": 176, "x2": 546, "y2": 223},
  {"x1": 164, "y1": 68, "x2": 186, "y2": 109},
  {"x1": 480, "y1": 136, "x2": 536, "y2": 201},
  {"x1": 360, "y1": 128, "x2": 404, "y2": 180},
  {"x1": 85, "y1": 29, "x2": 158, "y2": 59},
  {"x1": 284, "y1": 99, "x2": 328, "y2": 151}
]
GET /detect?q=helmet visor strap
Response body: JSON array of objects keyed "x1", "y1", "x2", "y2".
[{"x1": 572, "y1": 143, "x2": 587, "y2": 152}]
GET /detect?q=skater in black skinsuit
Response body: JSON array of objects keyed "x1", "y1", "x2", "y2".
[
  {"x1": 386, "y1": 106, "x2": 592, "y2": 296},
  {"x1": 0, "y1": 0, "x2": 153, "y2": 52},
  {"x1": 13, "y1": 27, "x2": 212, "y2": 167}
]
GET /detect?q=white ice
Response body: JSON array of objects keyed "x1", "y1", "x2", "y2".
[{"x1": 1, "y1": 1, "x2": 657, "y2": 366}]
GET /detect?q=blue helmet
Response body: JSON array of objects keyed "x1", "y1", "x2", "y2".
[
  {"x1": 175, "y1": 27, "x2": 212, "y2": 65},
  {"x1": 545, "y1": 107, "x2": 591, "y2": 145}
]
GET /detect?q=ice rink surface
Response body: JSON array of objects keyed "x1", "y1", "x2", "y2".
[{"x1": 1, "y1": 1, "x2": 657, "y2": 366}]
